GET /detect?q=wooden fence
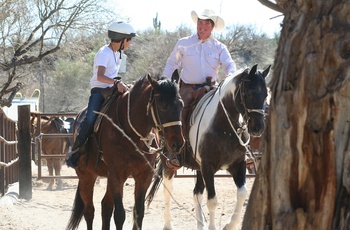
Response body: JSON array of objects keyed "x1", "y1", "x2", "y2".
[{"x1": 0, "y1": 108, "x2": 19, "y2": 196}]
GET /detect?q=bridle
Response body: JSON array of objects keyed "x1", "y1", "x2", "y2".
[
  {"x1": 126, "y1": 86, "x2": 182, "y2": 154},
  {"x1": 147, "y1": 90, "x2": 182, "y2": 131},
  {"x1": 238, "y1": 78, "x2": 266, "y2": 121},
  {"x1": 219, "y1": 76, "x2": 266, "y2": 147}
]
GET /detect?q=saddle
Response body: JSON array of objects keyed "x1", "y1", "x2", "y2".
[
  {"x1": 176, "y1": 84, "x2": 216, "y2": 168},
  {"x1": 189, "y1": 89, "x2": 215, "y2": 126},
  {"x1": 94, "y1": 85, "x2": 121, "y2": 133}
]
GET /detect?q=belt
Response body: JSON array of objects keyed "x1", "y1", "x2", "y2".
[{"x1": 180, "y1": 80, "x2": 215, "y2": 89}]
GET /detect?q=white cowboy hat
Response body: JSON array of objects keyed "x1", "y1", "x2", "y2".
[{"x1": 191, "y1": 9, "x2": 225, "y2": 32}]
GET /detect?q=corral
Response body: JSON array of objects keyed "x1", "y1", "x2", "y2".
[{"x1": 0, "y1": 106, "x2": 260, "y2": 229}]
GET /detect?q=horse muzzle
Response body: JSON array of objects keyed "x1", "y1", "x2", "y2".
[
  {"x1": 248, "y1": 116, "x2": 265, "y2": 137},
  {"x1": 164, "y1": 126, "x2": 185, "y2": 154}
]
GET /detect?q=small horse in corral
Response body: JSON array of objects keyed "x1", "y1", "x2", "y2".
[
  {"x1": 66, "y1": 74, "x2": 184, "y2": 230},
  {"x1": 147, "y1": 64, "x2": 270, "y2": 230},
  {"x1": 31, "y1": 114, "x2": 70, "y2": 190}
]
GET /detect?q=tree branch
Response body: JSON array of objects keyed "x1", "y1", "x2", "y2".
[
  {"x1": 258, "y1": 0, "x2": 284, "y2": 13},
  {"x1": 0, "y1": 82, "x2": 23, "y2": 107}
]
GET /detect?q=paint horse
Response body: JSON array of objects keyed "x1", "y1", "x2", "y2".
[{"x1": 147, "y1": 64, "x2": 270, "y2": 230}]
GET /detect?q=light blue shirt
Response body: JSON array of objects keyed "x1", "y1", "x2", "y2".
[{"x1": 163, "y1": 34, "x2": 236, "y2": 84}]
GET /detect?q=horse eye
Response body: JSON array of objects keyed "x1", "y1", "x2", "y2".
[{"x1": 157, "y1": 102, "x2": 168, "y2": 111}]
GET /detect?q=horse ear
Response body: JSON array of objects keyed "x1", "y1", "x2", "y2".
[
  {"x1": 171, "y1": 69, "x2": 180, "y2": 84},
  {"x1": 147, "y1": 73, "x2": 160, "y2": 89},
  {"x1": 262, "y1": 65, "x2": 271, "y2": 78},
  {"x1": 249, "y1": 64, "x2": 258, "y2": 77}
]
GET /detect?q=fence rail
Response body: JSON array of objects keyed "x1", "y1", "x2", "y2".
[{"x1": 0, "y1": 108, "x2": 18, "y2": 196}]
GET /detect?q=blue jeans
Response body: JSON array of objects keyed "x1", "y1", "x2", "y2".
[{"x1": 76, "y1": 88, "x2": 105, "y2": 145}]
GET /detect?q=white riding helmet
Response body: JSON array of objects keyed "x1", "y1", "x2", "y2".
[{"x1": 108, "y1": 22, "x2": 137, "y2": 41}]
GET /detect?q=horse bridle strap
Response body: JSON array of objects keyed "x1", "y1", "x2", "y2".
[
  {"x1": 149, "y1": 105, "x2": 182, "y2": 129},
  {"x1": 219, "y1": 84, "x2": 250, "y2": 147},
  {"x1": 126, "y1": 88, "x2": 181, "y2": 154},
  {"x1": 238, "y1": 81, "x2": 267, "y2": 118},
  {"x1": 127, "y1": 91, "x2": 157, "y2": 153}
]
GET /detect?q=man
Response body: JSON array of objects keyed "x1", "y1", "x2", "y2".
[{"x1": 163, "y1": 9, "x2": 237, "y2": 167}]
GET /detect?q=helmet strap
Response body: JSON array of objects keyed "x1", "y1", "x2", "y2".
[{"x1": 118, "y1": 40, "x2": 125, "y2": 59}]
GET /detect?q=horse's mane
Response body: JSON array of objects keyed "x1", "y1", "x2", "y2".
[
  {"x1": 231, "y1": 68, "x2": 250, "y2": 83},
  {"x1": 132, "y1": 74, "x2": 179, "y2": 104}
]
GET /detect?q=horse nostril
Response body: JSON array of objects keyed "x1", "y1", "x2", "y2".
[{"x1": 170, "y1": 140, "x2": 184, "y2": 153}]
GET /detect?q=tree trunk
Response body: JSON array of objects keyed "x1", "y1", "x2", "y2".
[{"x1": 242, "y1": 1, "x2": 350, "y2": 229}]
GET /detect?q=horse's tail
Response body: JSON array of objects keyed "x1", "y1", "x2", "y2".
[
  {"x1": 66, "y1": 185, "x2": 84, "y2": 230},
  {"x1": 146, "y1": 158, "x2": 164, "y2": 208}
]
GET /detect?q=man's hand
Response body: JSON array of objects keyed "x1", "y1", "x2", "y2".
[{"x1": 115, "y1": 80, "x2": 128, "y2": 93}]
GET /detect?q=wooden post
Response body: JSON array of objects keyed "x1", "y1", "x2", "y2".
[{"x1": 18, "y1": 105, "x2": 32, "y2": 200}]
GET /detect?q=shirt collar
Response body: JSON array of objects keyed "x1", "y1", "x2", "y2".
[{"x1": 196, "y1": 33, "x2": 212, "y2": 42}]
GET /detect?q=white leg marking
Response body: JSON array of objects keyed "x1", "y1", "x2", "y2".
[
  {"x1": 225, "y1": 185, "x2": 247, "y2": 230},
  {"x1": 207, "y1": 196, "x2": 217, "y2": 230},
  {"x1": 163, "y1": 176, "x2": 173, "y2": 230},
  {"x1": 194, "y1": 193, "x2": 207, "y2": 230}
]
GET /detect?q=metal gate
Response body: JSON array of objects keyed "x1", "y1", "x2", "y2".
[{"x1": 31, "y1": 112, "x2": 78, "y2": 181}]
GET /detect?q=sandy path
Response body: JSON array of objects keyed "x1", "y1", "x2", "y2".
[{"x1": 0, "y1": 164, "x2": 254, "y2": 230}]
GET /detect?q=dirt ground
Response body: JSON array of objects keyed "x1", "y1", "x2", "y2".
[{"x1": 0, "y1": 163, "x2": 254, "y2": 230}]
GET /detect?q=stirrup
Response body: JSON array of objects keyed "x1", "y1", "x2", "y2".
[{"x1": 65, "y1": 147, "x2": 79, "y2": 158}]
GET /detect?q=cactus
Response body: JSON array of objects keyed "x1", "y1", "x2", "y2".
[{"x1": 153, "y1": 13, "x2": 161, "y2": 34}]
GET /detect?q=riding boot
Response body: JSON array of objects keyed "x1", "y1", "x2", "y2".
[
  {"x1": 168, "y1": 88, "x2": 194, "y2": 168},
  {"x1": 66, "y1": 139, "x2": 83, "y2": 168}
]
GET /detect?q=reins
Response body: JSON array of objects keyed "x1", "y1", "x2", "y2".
[
  {"x1": 219, "y1": 82, "x2": 250, "y2": 148},
  {"x1": 193, "y1": 83, "x2": 220, "y2": 160},
  {"x1": 194, "y1": 77, "x2": 264, "y2": 155},
  {"x1": 127, "y1": 90, "x2": 158, "y2": 153},
  {"x1": 126, "y1": 84, "x2": 181, "y2": 155}
]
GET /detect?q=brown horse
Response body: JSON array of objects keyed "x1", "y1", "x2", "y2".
[
  {"x1": 67, "y1": 74, "x2": 184, "y2": 230},
  {"x1": 31, "y1": 114, "x2": 70, "y2": 190}
]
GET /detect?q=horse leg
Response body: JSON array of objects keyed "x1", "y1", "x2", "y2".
[
  {"x1": 163, "y1": 166, "x2": 175, "y2": 230},
  {"x1": 54, "y1": 158, "x2": 63, "y2": 189},
  {"x1": 108, "y1": 178, "x2": 125, "y2": 230},
  {"x1": 193, "y1": 170, "x2": 207, "y2": 230},
  {"x1": 101, "y1": 184, "x2": 114, "y2": 230},
  {"x1": 225, "y1": 161, "x2": 248, "y2": 230},
  {"x1": 67, "y1": 171, "x2": 97, "y2": 230},
  {"x1": 79, "y1": 175, "x2": 97, "y2": 230},
  {"x1": 199, "y1": 164, "x2": 218, "y2": 230},
  {"x1": 133, "y1": 172, "x2": 153, "y2": 230},
  {"x1": 46, "y1": 158, "x2": 54, "y2": 190}
]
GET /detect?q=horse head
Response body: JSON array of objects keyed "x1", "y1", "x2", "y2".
[
  {"x1": 235, "y1": 64, "x2": 270, "y2": 137},
  {"x1": 145, "y1": 74, "x2": 185, "y2": 154}
]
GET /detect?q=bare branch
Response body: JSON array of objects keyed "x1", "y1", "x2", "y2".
[
  {"x1": 0, "y1": 82, "x2": 23, "y2": 107},
  {"x1": 0, "y1": 0, "x2": 115, "y2": 105},
  {"x1": 258, "y1": 0, "x2": 284, "y2": 13}
]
